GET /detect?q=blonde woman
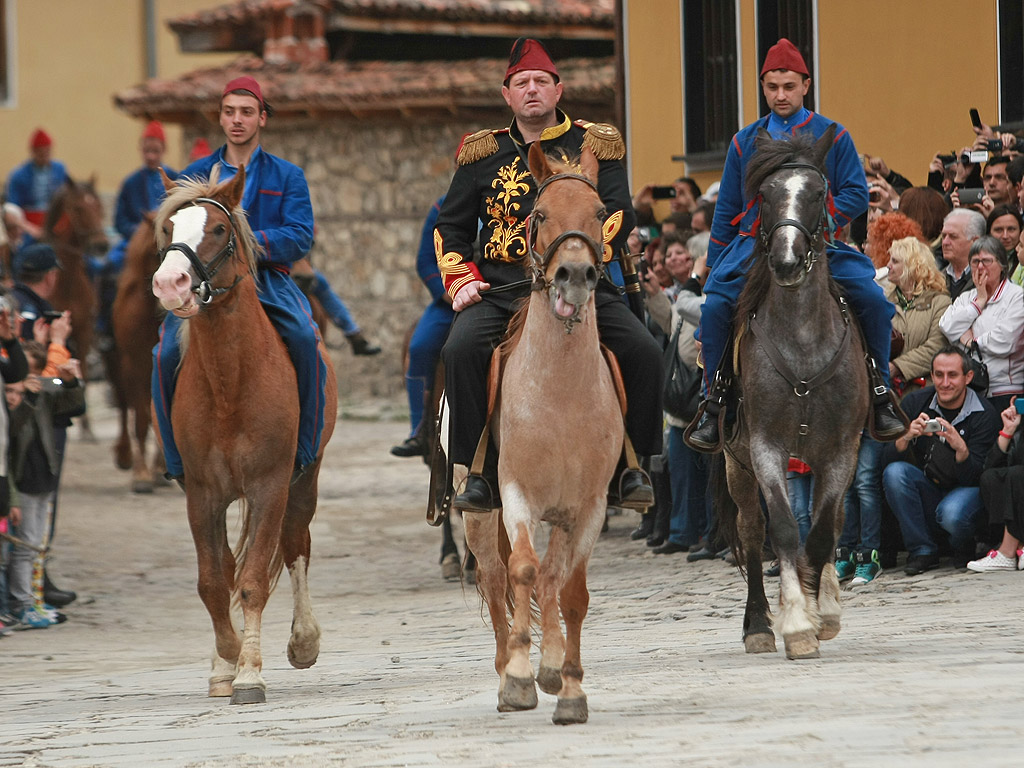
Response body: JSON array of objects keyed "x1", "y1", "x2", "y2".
[{"x1": 886, "y1": 236, "x2": 952, "y2": 394}]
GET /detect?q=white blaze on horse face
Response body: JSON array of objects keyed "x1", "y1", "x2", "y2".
[
  {"x1": 153, "y1": 206, "x2": 208, "y2": 309},
  {"x1": 778, "y1": 175, "x2": 807, "y2": 254}
]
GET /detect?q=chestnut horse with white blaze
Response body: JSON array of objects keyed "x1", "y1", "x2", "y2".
[
  {"x1": 151, "y1": 167, "x2": 337, "y2": 704},
  {"x1": 464, "y1": 144, "x2": 622, "y2": 725}
]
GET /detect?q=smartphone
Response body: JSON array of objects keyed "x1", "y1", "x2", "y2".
[
  {"x1": 1015, "y1": 397, "x2": 1024, "y2": 415},
  {"x1": 958, "y1": 188, "x2": 985, "y2": 205},
  {"x1": 970, "y1": 108, "x2": 983, "y2": 130},
  {"x1": 41, "y1": 310, "x2": 64, "y2": 324},
  {"x1": 923, "y1": 419, "x2": 942, "y2": 433},
  {"x1": 651, "y1": 186, "x2": 677, "y2": 200}
]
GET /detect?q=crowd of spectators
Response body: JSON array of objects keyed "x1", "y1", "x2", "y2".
[{"x1": 630, "y1": 111, "x2": 1024, "y2": 581}]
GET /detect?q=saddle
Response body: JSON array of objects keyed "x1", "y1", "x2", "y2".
[{"x1": 426, "y1": 342, "x2": 640, "y2": 526}]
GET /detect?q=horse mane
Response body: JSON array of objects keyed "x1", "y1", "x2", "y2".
[
  {"x1": 743, "y1": 130, "x2": 822, "y2": 200},
  {"x1": 154, "y1": 167, "x2": 261, "y2": 277}
]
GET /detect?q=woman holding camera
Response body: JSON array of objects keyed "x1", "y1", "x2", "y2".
[
  {"x1": 966, "y1": 398, "x2": 1024, "y2": 572},
  {"x1": 939, "y1": 235, "x2": 1024, "y2": 411}
]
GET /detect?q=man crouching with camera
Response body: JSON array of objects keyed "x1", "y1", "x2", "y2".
[{"x1": 882, "y1": 346, "x2": 1002, "y2": 576}]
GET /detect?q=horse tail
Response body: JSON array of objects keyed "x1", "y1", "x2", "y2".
[
  {"x1": 231, "y1": 499, "x2": 286, "y2": 607},
  {"x1": 711, "y1": 453, "x2": 745, "y2": 577}
]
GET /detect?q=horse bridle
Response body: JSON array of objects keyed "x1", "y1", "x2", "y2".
[
  {"x1": 525, "y1": 172, "x2": 607, "y2": 290},
  {"x1": 159, "y1": 197, "x2": 244, "y2": 305},
  {"x1": 758, "y1": 162, "x2": 829, "y2": 274}
]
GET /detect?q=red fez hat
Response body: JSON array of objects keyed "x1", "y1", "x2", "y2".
[
  {"x1": 760, "y1": 38, "x2": 809, "y2": 78},
  {"x1": 504, "y1": 38, "x2": 559, "y2": 84},
  {"x1": 142, "y1": 120, "x2": 166, "y2": 143},
  {"x1": 30, "y1": 129, "x2": 52, "y2": 149},
  {"x1": 189, "y1": 137, "x2": 212, "y2": 163},
  {"x1": 223, "y1": 75, "x2": 264, "y2": 108}
]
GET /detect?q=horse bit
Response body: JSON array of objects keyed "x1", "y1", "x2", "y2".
[
  {"x1": 757, "y1": 162, "x2": 829, "y2": 274},
  {"x1": 159, "y1": 197, "x2": 243, "y2": 305},
  {"x1": 525, "y1": 172, "x2": 607, "y2": 331}
]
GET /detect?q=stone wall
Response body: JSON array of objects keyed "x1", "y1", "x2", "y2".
[{"x1": 185, "y1": 104, "x2": 615, "y2": 410}]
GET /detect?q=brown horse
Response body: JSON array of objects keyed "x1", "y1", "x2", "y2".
[
  {"x1": 45, "y1": 177, "x2": 108, "y2": 387},
  {"x1": 110, "y1": 214, "x2": 165, "y2": 492},
  {"x1": 464, "y1": 144, "x2": 622, "y2": 725},
  {"x1": 151, "y1": 167, "x2": 337, "y2": 704}
]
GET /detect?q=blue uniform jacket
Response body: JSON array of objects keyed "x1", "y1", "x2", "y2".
[
  {"x1": 417, "y1": 196, "x2": 446, "y2": 303},
  {"x1": 180, "y1": 145, "x2": 314, "y2": 265},
  {"x1": 114, "y1": 165, "x2": 178, "y2": 240},
  {"x1": 708, "y1": 111, "x2": 868, "y2": 271},
  {"x1": 5, "y1": 160, "x2": 68, "y2": 216}
]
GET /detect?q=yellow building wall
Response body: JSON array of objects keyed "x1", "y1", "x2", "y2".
[
  {"x1": 626, "y1": 0, "x2": 1003, "y2": 204},
  {"x1": 0, "y1": 0, "x2": 234, "y2": 198}
]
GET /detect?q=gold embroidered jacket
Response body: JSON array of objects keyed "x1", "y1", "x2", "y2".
[{"x1": 434, "y1": 110, "x2": 635, "y2": 301}]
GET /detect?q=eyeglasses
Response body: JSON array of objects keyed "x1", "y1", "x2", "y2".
[{"x1": 970, "y1": 257, "x2": 998, "y2": 267}]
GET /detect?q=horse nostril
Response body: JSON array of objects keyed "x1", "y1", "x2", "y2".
[
  {"x1": 586, "y1": 265, "x2": 598, "y2": 286},
  {"x1": 554, "y1": 265, "x2": 570, "y2": 285}
]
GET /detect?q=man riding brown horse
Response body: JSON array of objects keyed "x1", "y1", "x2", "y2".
[{"x1": 434, "y1": 38, "x2": 662, "y2": 512}]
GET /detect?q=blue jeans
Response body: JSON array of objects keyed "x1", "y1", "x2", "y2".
[
  {"x1": 666, "y1": 426, "x2": 712, "y2": 546},
  {"x1": 405, "y1": 300, "x2": 455, "y2": 437},
  {"x1": 840, "y1": 437, "x2": 884, "y2": 552},
  {"x1": 882, "y1": 461, "x2": 982, "y2": 556},
  {"x1": 786, "y1": 472, "x2": 813, "y2": 545},
  {"x1": 311, "y1": 269, "x2": 359, "y2": 335}
]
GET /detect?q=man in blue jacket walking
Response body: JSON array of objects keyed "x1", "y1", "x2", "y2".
[
  {"x1": 153, "y1": 75, "x2": 327, "y2": 482},
  {"x1": 687, "y1": 39, "x2": 905, "y2": 452}
]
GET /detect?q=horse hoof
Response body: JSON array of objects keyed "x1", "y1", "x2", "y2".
[
  {"x1": 744, "y1": 632, "x2": 777, "y2": 654},
  {"x1": 785, "y1": 630, "x2": 821, "y2": 660},
  {"x1": 536, "y1": 665, "x2": 562, "y2": 695},
  {"x1": 114, "y1": 451, "x2": 132, "y2": 471},
  {"x1": 208, "y1": 679, "x2": 233, "y2": 697},
  {"x1": 818, "y1": 618, "x2": 841, "y2": 641},
  {"x1": 552, "y1": 695, "x2": 588, "y2": 725},
  {"x1": 497, "y1": 675, "x2": 537, "y2": 712},
  {"x1": 132, "y1": 481, "x2": 154, "y2": 494},
  {"x1": 287, "y1": 638, "x2": 320, "y2": 670},
  {"x1": 441, "y1": 553, "x2": 460, "y2": 581},
  {"x1": 230, "y1": 685, "x2": 266, "y2": 705}
]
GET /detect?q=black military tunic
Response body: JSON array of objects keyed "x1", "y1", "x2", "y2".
[{"x1": 435, "y1": 110, "x2": 663, "y2": 465}]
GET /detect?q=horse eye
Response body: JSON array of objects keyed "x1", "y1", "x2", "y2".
[
  {"x1": 534, "y1": 211, "x2": 546, "y2": 224},
  {"x1": 597, "y1": 208, "x2": 608, "y2": 222},
  {"x1": 214, "y1": 224, "x2": 226, "y2": 236}
]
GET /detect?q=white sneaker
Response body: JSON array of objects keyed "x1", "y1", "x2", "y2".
[
  {"x1": 966, "y1": 549, "x2": 1017, "y2": 573},
  {"x1": 1018, "y1": 549, "x2": 1024, "y2": 571}
]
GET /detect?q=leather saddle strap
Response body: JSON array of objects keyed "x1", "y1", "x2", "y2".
[
  {"x1": 469, "y1": 349, "x2": 505, "y2": 477},
  {"x1": 600, "y1": 343, "x2": 641, "y2": 472}
]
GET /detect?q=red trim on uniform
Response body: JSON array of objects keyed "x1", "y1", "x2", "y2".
[
  {"x1": 259, "y1": 262, "x2": 291, "y2": 276},
  {"x1": 259, "y1": 230, "x2": 271, "y2": 259},
  {"x1": 258, "y1": 189, "x2": 282, "y2": 196},
  {"x1": 834, "y1": 128, "x2": 848, "y2": 143},
  {"x1": 731, "y1": 197, "x2": 758, "y2": 226},
  {"x1": 710, "y1": 236, "x2": 728, "y2": 247},
  {"x1": 791, "y1": 112, "x2": 814, "y2": 133},
  {"x1": 732, "y1": 135, "x2": 742, "y2": 157}
]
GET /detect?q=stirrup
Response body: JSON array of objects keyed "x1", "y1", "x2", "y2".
[{"x1": 684, "y1": 399, "x2": 726, "y2": 454}]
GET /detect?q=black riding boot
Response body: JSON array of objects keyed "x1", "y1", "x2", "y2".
[
  {"x1": 453, "y1": 444, "x2": 501, "y2": 512},
  {"x1": 867, "y1": 360, "x2": 909, "y2": 441},
  {"x1": 685, "y1": 372, "x2": 731, "y2": 454}
]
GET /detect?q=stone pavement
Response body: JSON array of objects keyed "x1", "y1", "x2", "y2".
[{"x1": 2, "y1": 394, "x2": 1023, "y2": 767}]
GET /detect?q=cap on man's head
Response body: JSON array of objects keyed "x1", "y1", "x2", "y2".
[
  {"x1": 14, "y1": 243, "x2": 62, "y2": 278},
  {"x1": 142, "y1": 120, "x2": 166, "y2": 144},
  {"x1": 760, "y1": 38, "x2": 809, "y2": 78},
  {"x1": 30, "y1": 129, "x2": 52, "y2": 150},
  {"x1": 189, "y1": 137, "x2": 212, "y2": 162},
  {"x1": 223, "y1": 76, "x2": 264, "y2": 108},
  {"x1": 504, "y1": 38, "x2": 559, "y2": 85}
]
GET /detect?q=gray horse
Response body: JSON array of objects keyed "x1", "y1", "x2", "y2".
[{"x1": 717, "y1": 126, "x2": 869, "y2": 660}]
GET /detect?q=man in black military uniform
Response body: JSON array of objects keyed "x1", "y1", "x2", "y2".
[{"x1": 434, "y1": 38, "x2": 662, "y2": 511}]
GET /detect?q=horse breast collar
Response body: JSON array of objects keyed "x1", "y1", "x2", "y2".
[{"x1": 160, "y1": 197, "x2": 243, "y2": 304}]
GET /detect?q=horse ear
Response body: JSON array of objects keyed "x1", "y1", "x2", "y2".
[
  {"x1": 225, "y1": 164, "x2": 246, "y2": 209},
  {"x1": 88, "y1": 173, "x2": 98, "y2": 189},
  {"x1": 579, "y1": 146, "x2": 599, "y2": 183},
  {"x1": 755, "y1": 127, "x2": 773, "y2": 151},
  {"x1": 158, "y1": 167, "x2": 176, "y2": 192},
  {"x1": 528, "y1": 142, "x2": 552, "y2": 185},
  {"x1": 813, "y1": 124, "x2": 837, "y2": 168}
]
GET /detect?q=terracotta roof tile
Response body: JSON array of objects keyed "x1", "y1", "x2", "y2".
[
  {"x1": 114, "y1": 54, "x2": 614, "y2": 119},
  {"x1": 169, "y1": 0, "x2": 615, "y2": 32}
]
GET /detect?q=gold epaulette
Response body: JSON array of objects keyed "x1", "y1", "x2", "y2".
[
  {"x1": 575, "y1": 120, "x2": 625, "y2": 161},
  {"x1": 456, "y1": 129, "x2": 500, "y2": 165}
]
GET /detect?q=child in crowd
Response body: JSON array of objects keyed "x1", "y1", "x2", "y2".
[{"x1": 4, "y1": 341, "x2": 84, "y2": 629}]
